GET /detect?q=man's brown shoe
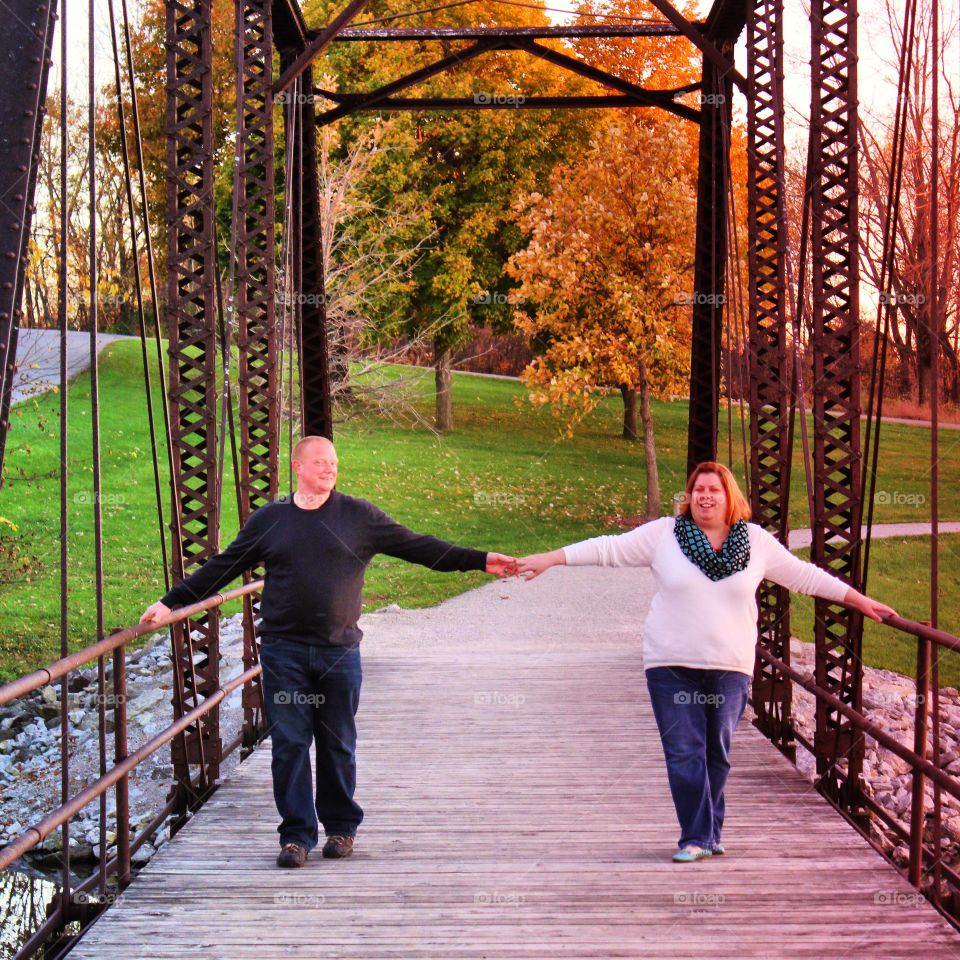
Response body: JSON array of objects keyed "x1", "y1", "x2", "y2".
[
  {"x1": 322, "y1": 835, "x2": 354, "y2": 859},
  {"x1": 277, "y1": 842, "x2": 309, "y2": 868}
]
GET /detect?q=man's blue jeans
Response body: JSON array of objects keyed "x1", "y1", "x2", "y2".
[
  {"x1": 259, "y1": 636, "x2": 364, "y2": 850},
  {"x1": 645, "y1": 666, "x2": 751, "y2": 850}
]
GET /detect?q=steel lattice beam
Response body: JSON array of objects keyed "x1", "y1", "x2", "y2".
[
  {"x1": 235, "y1": 0, "x2": 277, "y2": 748},
  {"x1": 745, "y1": 0, "x2": 794, "y2": 759},
  {"x1": 0, "y1": 0, "x2": 57, "y2": 481},
  {"x1": 809, "y1": 0, "x2": 865, "y2": 816},
  {"x1": 166, "y1": 0, "x2": 221, "y2": 799}
]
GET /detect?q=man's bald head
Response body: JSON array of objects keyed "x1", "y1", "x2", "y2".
[
  {"x1": 292, "y1": 435, "x2": 336, "y2": 463},
  {"x1": 291, "y1": 436, "x2": 338, "y2": 503}
]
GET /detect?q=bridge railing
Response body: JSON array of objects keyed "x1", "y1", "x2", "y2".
[
  {"x1": 0, "y1": 582, "x2": 266, "y2": 959},
  {"x1": 756, "y1": 611, "x2": 960, "y2": 926}
]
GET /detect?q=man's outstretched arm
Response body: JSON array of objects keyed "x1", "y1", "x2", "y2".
[
  {"x1": 140, "y1": 511, "x2": 269, "y2": 623},
  {"x1": 365, "y1": 503, "x2": 516, "y2": 578}
]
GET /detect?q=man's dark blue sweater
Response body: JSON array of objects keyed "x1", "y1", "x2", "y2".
[{"x1": 161, "y1": 491, "x2": 488, "y2": 646}]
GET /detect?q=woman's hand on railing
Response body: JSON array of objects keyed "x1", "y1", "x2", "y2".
[
  {"x1": 843, "y1": 587, "x2": 897, "y2": 623},
  {"x1": 140, "y1": 600, "x2": 172, "y2": 624}
]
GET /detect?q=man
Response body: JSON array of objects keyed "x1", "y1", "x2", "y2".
[{"x1": 141, "y1": 435, "x2": 516, "y2": 868}]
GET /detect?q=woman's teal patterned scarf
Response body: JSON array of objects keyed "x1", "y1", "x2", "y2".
[{"x1": 673, "y1": 513, "x2": 750, "y2": 581}]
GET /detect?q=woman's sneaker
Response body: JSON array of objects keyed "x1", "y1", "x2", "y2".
[{"x1": 672, "y1": 845, "x2": 713, "y2": 863}]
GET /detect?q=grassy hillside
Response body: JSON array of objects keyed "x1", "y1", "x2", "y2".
[{"x1": 0, "y1": 339, "x2": 956, "y2": 683}]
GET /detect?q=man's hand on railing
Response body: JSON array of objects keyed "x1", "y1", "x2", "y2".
[
  {"x1": 140, "y1": 600, "x2": 172, "y2": 624},
  {"x1": 843, "y1": 587, "x2": 897, "y2": 623}
]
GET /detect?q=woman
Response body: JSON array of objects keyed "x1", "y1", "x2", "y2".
[{"x1": 515, "y1": 462, "x2": 895, "y2": 863}]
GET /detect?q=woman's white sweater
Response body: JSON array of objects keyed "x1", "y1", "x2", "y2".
[{"x1": 562, "y1": 516, "x2": 850, "y2": 676}]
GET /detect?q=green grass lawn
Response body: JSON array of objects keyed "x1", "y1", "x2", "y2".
[
  {"x1": 0, "y1": 339, "x2": 957, "y2": 684},
  {"x1": 789, "y1": 537, "x2": 960, "y2": 687}
]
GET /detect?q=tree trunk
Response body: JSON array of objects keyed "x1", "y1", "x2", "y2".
[
  {"x1": 917, "y1": 354, "x2": 930, "y2": 407},
  {"x1": 330, "y1": 325, "x2": 353, "y2": 402},
  {"x1": 638, "y1": 359, "x2": 660, "y2": 519},
  {"x1": 23, "y1": 275, "x2": 34, "y2": 328},
  {"x1": 620, "y1": 384, "x2": 638, "y2": 440},
  {"x1": 435, "y1": 340, "x2": 453, "y2": 432}
]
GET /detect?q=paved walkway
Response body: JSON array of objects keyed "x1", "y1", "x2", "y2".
[
  {"x1": 10, "y1": 329, "x2": 129, "y2": 405},
  {"x1": 69, "y1": 569, "x2": 960, "y2": 959},
  {"x1": 789, "y1": 521, "x2": 960, "y2": 549}
]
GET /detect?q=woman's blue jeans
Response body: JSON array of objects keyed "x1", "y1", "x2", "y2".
[
  {"x1": 645, "y1": 666, "x2": 751, "y2": 850},
  {"x1": 259, "y1": 636, "x2": 364, "y2": 850}
]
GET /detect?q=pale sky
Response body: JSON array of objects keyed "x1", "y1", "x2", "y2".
[
  {"x1": 57, "y1": 0, "x2": 952, "y2": 137},
  {"x1": 544, "y1": 0, "x2": 957, "y2": 153},
  {"x1": 53, "y1": 0, "x2": 957, "y2": 185}
]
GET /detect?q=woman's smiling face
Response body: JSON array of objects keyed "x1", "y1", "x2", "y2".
[{"x1": 689, "y1": 472, "x2": 727, "y2": 528}]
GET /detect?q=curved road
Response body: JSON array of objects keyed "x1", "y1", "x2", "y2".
[{"x1": 10, "y1": 328, "x2": 129, "y2": 405}]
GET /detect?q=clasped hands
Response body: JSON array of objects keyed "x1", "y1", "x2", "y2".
[{"x1": 485, "y1": 550, "x2": 562, "y2": 581}]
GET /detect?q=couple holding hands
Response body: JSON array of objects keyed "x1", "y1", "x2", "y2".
[{"x1": 141, "y1": 436, "x2": 894, "y2": 867}]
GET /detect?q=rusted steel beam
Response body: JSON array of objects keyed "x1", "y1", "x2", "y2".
[
  {"x1": 315, "y1": 95, "x2": 698, "y2": 115},
  {"x1": 165, "y1": 0, "x2": 222, "y2": 800},
  {"x1": 646, "y1": 0, "x2": 746, "y2": 89},
  {"x1": 315, "y1": 37, "x2": 701, "y2": 126},
  {"x1": 507, "y1": 38, "x2": 701, "y2": 124},
  {"x1": 686, "y1": 46, "x2": 733, "y2": 474},
  {"x1": 281, "y1": 52, "x2": 333, "y2": 439},
  {"x1": 808, "y1": 0, "x2": 865, "y2": 819},
  {"x1": 273, "y1": 0, "x2": 372, "y2": 97},
  {"x1": 235, "y1": 0, "x2": 277, "y2": 748},
  {"x1": 315, "y1": 38, "x2": 501, "y2": 127},
  {"x1": 272, "y1": 0, "x2": 307, "y2": 49},
  {"x1": 333, "y1": 24, "x2": 687, "y2": 40},
  {"x1": 745, "y1": 0, "x2": 794, "y2": 759},
  {"x1": 236, "y1": 6, "x2": 279, "y2": 517},
  {"x1": 0, "y1": 0, "x2": 57, "y2": 481},
  {"x1": 704, "y1": 0, "x2": 750, "y2": 42}
]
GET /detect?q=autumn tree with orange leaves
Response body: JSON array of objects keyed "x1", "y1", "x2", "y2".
[
  {"x1": 504, "y1": 0, "x2": 703, "y2": 518},
  {"x1": 507, "y1": 112, "x2": 696, "y2": 518}
]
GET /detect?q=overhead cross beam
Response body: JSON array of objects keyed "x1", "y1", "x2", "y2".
[
  {"x1": 322, "y1": 95, "x2": 691, "y2": 113},
  {"x1": 645, "y1": 0, "x2": 746, "y2": 90},
  {"x1": 315, "y1": 38, "x2": 505, "y2": 126},
  {"x1": 313, "y1": 36, "x2": 701, "y2": 125},
  {"x1": 333, "y1": 24, "x2": 688, "y2": 40},
  {"x1": 508, "y1": 37, "x2": 701, "y2": 122}
]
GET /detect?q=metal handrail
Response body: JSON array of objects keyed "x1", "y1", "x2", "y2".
[
  {"x1": 0, "y1": 580, "x2": 266, "y2": 960},
  {"x1": 758, "y1": 607, "x2": 958, "y2": 923},
  {"x1": 0, "y1": 580, "x2": 263, "y2": 706}
]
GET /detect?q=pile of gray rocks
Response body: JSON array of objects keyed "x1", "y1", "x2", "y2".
[{"x1": 0, "y1": 614, "x2": 249, "y2": 868}]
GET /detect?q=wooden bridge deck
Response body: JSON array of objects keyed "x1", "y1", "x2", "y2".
[{"x1": 70, "y1": 568, "x2": 960, "y2": 959}]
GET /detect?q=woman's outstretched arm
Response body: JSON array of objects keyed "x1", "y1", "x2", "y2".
[
  {"x1": 841, "y1": 586, "x2": 897, "y2": 622},
  {"x1": 515, "y1": 549, "x2": 567, "y2": 581}
]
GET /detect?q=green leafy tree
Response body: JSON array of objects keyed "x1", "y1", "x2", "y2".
[{"x1": 309, "y1": 0, "x2": 596, "y2": 429}]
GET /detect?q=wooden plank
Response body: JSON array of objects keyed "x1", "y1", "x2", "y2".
[{"x1": 68, "y1": 569, "x2": 960, "y2": 958}]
